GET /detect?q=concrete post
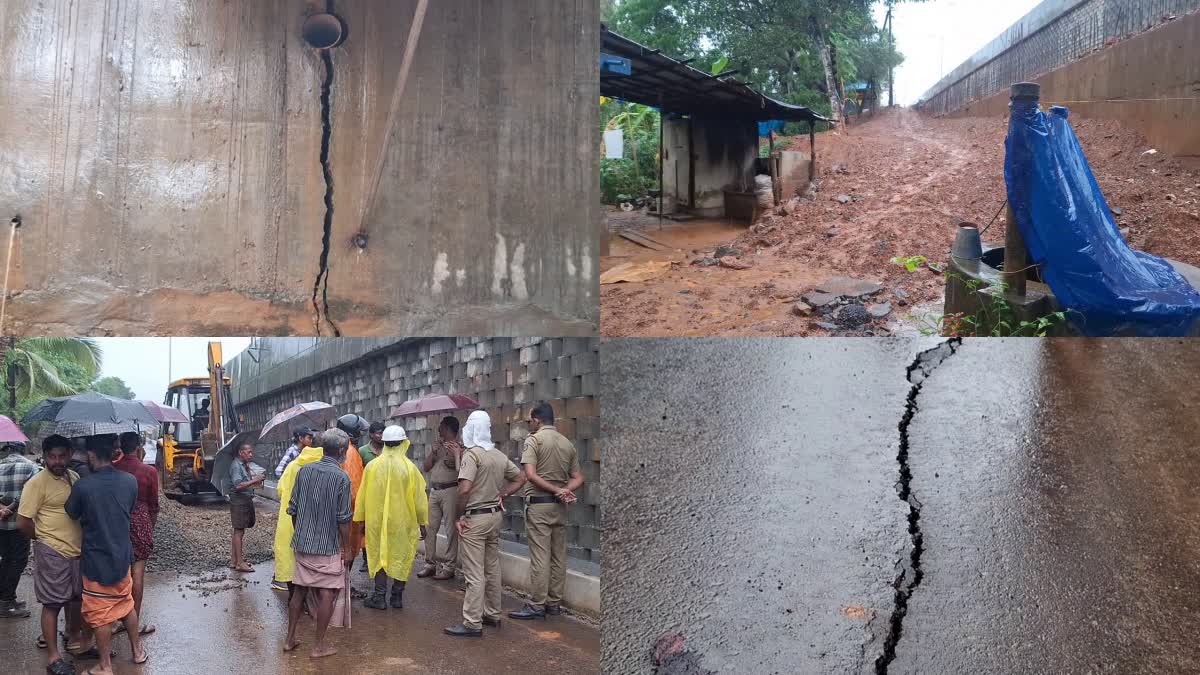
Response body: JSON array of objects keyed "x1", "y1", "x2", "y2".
[
  {"x1": 808, "y1": 122, "x2": 817, "y2": 182},
  {"x1": 657, "y1": 107, "x2": 665, "y2": 228},
  {"x1": 1005, "y1": 82, "x2": 1039, "y2": 298}
]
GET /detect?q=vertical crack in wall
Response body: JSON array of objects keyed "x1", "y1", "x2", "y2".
[
  {"x1": 311, "y1": 4, "x2": 341, "y2": 337},
  {"x1": 874, "y1": 338, "x2": 962, "y2": 674}
]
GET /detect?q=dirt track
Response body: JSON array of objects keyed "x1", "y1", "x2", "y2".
[{"x1": 600, "y1": 108, "x2": 1200, "y2": 337}]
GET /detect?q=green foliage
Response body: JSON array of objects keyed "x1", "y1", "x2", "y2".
[
  {"x1": 890, "y1": 255, "x2": 927, "y2": 273},
  {"x1": 892, "y1": 262, "x2": 1072, "y2": 337},
  {"x1": 952, "y1": 277, "x2": 1070, "y2": 337},
  {"x1": 1, "y1": 337, "x2": 102, "y2": 417},
  {"x1": 606, "y1": 0, "x2": 907, "y2": 120},
  {"x1": 91, "y1": 376, "x2": 135, "y2": 400},
  {"x1": 600, "y1": 100, "x2": 661, "y2": 204}
]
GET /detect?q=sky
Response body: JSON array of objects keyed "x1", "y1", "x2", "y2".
[
  {"x1": 875, "y1": 0, "x2": 1043, "y2": 105},
  {"x1": 93, "y1": 338, "x2": 251, "y2": 402}
]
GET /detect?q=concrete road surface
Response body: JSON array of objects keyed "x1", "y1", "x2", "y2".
[
  {"x1": 0, "y1": 564, "x2": 598, "y2": 674},
  {"x1": 601, "y1": 338, "x2": 1200, "y2": 674}
]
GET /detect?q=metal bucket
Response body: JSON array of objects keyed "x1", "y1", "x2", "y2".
[{"x1": 952, "y1": 223, "x2": 983, "y2": 260}]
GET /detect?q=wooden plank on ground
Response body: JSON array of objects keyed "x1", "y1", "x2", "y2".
[{"x1": 618, "y1": 230, "x2": 674, "y2": 251}]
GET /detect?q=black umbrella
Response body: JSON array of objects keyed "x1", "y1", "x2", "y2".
[{"x1": 22, "y1": 392, "x2": 160, "y2": 437}]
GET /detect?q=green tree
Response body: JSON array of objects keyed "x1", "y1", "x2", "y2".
[
  {"x1": 91, "y1": 375, "x2": 135, "y2": 400},
  {"x1": 601, "y1": 100, "x2": 661, "y2": 204},
  {"x1": 0, "y1": 337, "x2": 102, "y2": 417},
  {"x1": 606, "y1": 0, "x2": 913, "y2": 125}
]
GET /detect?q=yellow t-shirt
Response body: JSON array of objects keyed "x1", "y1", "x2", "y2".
[{"x1": 16, "y1": 469, "x2": 82, "y2": 558}]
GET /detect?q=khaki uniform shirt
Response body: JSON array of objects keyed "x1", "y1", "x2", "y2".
[
  {"x1": 458, "y1": 445, "x2": 520, "y2": 511},
  {"x1": 520, "y1": 425, "x2": 580, "y2": 497},
  {"x1": 428, "y1": 439, "x2": 462, "y2": 485}
]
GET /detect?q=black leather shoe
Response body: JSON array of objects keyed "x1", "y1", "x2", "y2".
[
  {"x1": 363, "y1": 592, "x2": 388, "y2": 610},
  {"x1": 482, "y1": 616, "x2": 501, "y2": 628},
  {"x1": 545, "y1": 605, "x2": 562, "y2": 615},
  {"x1": 443, "y1": 624, "x2": 483, "y2": 637},
  {"x1": 507, "y1": 605, "x2": 546, "y2": 620},
  {"x1": 390, "y1": 592, "x2": 404, "y2": 609}
]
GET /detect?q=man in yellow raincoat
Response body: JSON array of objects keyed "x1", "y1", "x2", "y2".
[
  {"x1": 272, "y1": 444, "x2": 324, "y2": 592},
  {"x1": 353, "y1": 425, "x2": 428, "y2": 610}
]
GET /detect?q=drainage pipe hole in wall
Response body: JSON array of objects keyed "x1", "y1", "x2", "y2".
[{"x1": 302, "y1": 13, "x2": 345, "y2": 50}]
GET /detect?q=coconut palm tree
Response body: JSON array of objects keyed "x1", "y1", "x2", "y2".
[{"x1": 1, "y1": 337, "x2": 103, "y2": 415}]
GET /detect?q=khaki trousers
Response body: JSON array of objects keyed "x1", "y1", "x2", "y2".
[
  {"x1": 525, "y1": 502, "x2": 568, "y2": 609},
  {"x1": 426, "y1": 486, "x2": 460, "y2": 574},
  {"x1": 458, "y1": 511, "x2": 502, "y2": 629}
]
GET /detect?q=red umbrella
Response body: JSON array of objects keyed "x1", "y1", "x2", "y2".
[
  {"x1": 390, "y1": 393, "x2": 479, "y2": 418},
  {"x1": 136, "y1": 400, "x2": 190, "y2": 424},
  {"x1": 0, "y1": 415, "x2": 29, "y2": 444}
]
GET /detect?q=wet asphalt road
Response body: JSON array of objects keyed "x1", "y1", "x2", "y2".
[
  {"x1": 898, "y1": 339, "x2": 1200, "y2": 674},
  {"x1": 0, "y1": 563, "x2": 598, "y2": 674},
  {"x1": 601, "y1": 338, "x2": 1200, "y2": 674}
]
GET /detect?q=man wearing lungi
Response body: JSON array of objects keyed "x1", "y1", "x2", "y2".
[
  {"x1": 284, "y1": 429, "x2": 354, "y2": 660},
  {"x1": 65, "y1": 434, "x2": 147, "y2": 674},
  {"x1": 113, "y1": 432, "x2": 160, "y2": 637},
  {"x1": 16, "y1": 435, "x2": 91, "y2": 675}
]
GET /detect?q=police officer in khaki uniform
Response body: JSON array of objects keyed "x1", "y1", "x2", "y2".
[
  {"x1": 418, "y1": 416, "x2": 463, "y2": 580},
  {"x1": 444, "y1": 410, "x2": 525, "y2": 638},
  {"x1": 509, "y1": 401, "x2": 584, "y2": 620}
]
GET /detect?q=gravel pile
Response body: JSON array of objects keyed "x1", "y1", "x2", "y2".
[
  {"x1": 149, "y1": 497, "x2": 278, "y2": 573},
  {"x1": 21, "y1": 497, "x2": 278, "y2": 577}
]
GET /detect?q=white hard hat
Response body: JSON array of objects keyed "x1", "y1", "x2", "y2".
[{"x1": 382, "y1": 425, "x2": 408, "y2": 442}]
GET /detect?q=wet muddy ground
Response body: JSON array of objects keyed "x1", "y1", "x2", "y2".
[
  {"x1": 2, "y1": 546, "x2": 598, "y2": 674},
  {"x1": 601, "y1": 338, "x2": 1200, "y2": 674},
  {"x1": 601, "y1": 109, "x2": 1200, "y2": 337}
]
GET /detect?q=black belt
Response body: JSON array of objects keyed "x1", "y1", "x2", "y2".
[
  {"x1": 464, "y1": 506, "x2": 501, "y2": 516},
  {"x1": 526, "y1": 495, "x2": 559, "y2": 505},
  {"x1": 431, "y1": 481, "x2": 458, "y2": 490}
]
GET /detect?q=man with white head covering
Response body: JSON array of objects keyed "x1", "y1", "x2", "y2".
[
  {"x1": 353, "y1": 425, "x2": 428, "y2": 611},
  {"x1": 443, "y1": 411, "x2": 525, "y2": 637}
]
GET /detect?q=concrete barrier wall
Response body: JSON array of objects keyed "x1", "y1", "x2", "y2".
[
  {"x1": 938, "y1": 8, "x2": 1200, "y2": 159},
  {"x1": 0, "y1": 0, "x2": 599, "y2": 335},
  {"x1": 919, "y1": 0, "x2": 1200, "y2": 159},
  {"x1": 227, "y1": 336, "x2": 602, "y2": 564},
  {"x1": 922, "y1": 0, "x2": 1200, "y2": 113}
]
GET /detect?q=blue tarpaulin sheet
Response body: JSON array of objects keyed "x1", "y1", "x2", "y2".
[
  {"x1": 1004, "y1": 101, "x2": 1200, "y2": 336},
  {"x1": 758, "y1": 120, "x2": 786, "y2": 137}
]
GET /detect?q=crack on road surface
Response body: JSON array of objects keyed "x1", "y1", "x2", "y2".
[
  {"x1": 311, "y1": 7, "x2": 341, "y2": 337},
  {"x1": 874, "y1": 338, "x2": 962, "y2": 674}
]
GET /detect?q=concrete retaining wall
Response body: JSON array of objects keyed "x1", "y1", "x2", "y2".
[
  {"x1": 938, "y1": 8, "x2": 1200, "y2": 159},
  {"x1": 921, "y1": 0, "x2": 1200, "y2": 114},
  {"x1": 227, "y1": 336, "x2": 602, "y2": 564},
  {"x1": 0, "y1": 0, "x2": 599, "y2": 335}
]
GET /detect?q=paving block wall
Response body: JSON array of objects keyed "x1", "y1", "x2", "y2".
[
  {"x1": 230, "y1": 337, "x2": 602, "y2": 563},
  {"x1": 921, "y1": 0, "x2": 1200, "y2": 118}
]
